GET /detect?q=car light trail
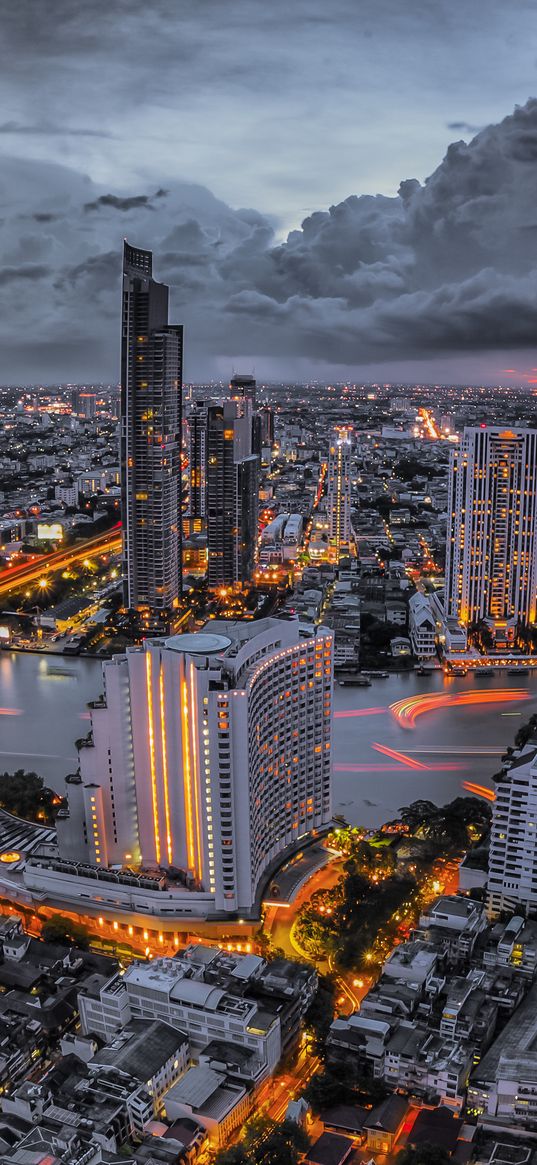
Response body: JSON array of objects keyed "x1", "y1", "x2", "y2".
[
  {"x1": 333, "y1": 706, "x2": 387, "y2": 719},
  {"x1": 390, "y1": 688, "x2": 530, "y2": 729},
  {"x1": 462, "y1": 781, "x2": 496, "y2": 801}
]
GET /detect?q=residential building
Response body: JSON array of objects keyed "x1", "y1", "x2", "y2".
[
  {"x1": 206, "y1": 399, "x2": 259, "y2": 589},
  {"x1": 90, "y1": 1020, "x2": 189, "y2": 1106},
  {"x1": 468, "y1": 978, "x2": 537, "y2": 1129},
  {"x1": 53, "y1": 618, "x2": 333, "y2": 919},
  {"x1": 229, "y1": 373, "x2": 256, "y2": 408},
  {"x1": 326, "y1": 429, "x2": 352, "y2": 558},
  {"x1": 363, "y1": 1095, "x2": 408, "y2": 1154},
  {"x1": 415, "y1": 896, "x2": 488, "y2": 965},
  {"x1": 71, "y1": 388, "x2": 98, "y2": 419},
  {"x1": 120, "y1": 242, "x2": 183, "y2": 611},
  {"x1": 79, "y1": 946, "x2": 287, "y2": 1079},
  {"x1": 487, "y1": 743, "x2": 537, "y2": 917},
  {"x1": 408, "y1": 592, "x2": 436, "y2": 659},
  {"x1": 162, "y1": 1065, "x2": 252, "y2": 1146},
  {"x1": 445, "y1": 426, "x2": 537, "y2": 628},
  {"x1": 185, "y1": 400, "x2": 207, "y2": 526}
]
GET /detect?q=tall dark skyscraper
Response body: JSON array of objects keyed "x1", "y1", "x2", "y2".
[
  {"x1": 207, "y1": 399, "x2": 259, "y2": 589},
  {"x1": 120, "y1": 243, "x2": 183, "y2": 611},
  {"x1": 185, "y1": 399, "x2": 207, "y2": 524}
]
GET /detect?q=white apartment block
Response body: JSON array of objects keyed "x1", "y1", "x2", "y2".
[
  {"x1": 55, "y1": 618, "x2": 333, "y2": 919},
  {"x1": 79, "y1": 947, "x2": 282, "y2": 1078},
  {"x1": 468, "y1": 979, "x2": 537, "y2": 1129},
  {"x1": 487, "y1": 743, "x2": 537, "y2": 917},
  {"x1": 445, "y1": 426, "x2": 537, "y2": 627},
  {"x1": 408, "y1": 592, "x2": 436, "y2": 659}
]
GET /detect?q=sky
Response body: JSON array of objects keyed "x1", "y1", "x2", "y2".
[{"x1": 1, "y1": 0, "x2": 537, "y2": 384}]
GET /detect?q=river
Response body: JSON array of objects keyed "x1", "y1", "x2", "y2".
[{"x1": 1, "y1": 652, "x2": 536, "y2": 828}]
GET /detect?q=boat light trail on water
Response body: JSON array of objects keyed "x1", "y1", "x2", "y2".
[
  {"x1": 390, "y1": 688, "x2": 530, "y2": 729},
  {"x1": 0, "y1": 708, "x2": 22, "y2": 716},
  {"x1": 333, "y1": 706, "x2": 386, "y2": 719},
  {"x1": 334, "y1": 762, "x2": 464, "y2": 773},
  {"x1": 372, "y1": 742, "x2": 429, "y2": 771},
  {"x1": 462, "y1": 781, "x2": 496, "y2": 802}
]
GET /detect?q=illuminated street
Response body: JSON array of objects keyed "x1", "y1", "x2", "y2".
[{"x1": 0, "y1": 524, "x2": 122, "y2": 602}]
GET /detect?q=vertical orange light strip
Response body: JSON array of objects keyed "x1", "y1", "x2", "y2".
[
  {"x1": 159, "y1": 664, "x2": 173, "y2": 866},
  {"x1": 145, "y1": 651, "x2": 161, "y2": 864},
  {"x1": 181, "y1": 668, "x2": 196, "y2": 873},
  {"x1": 189, "y1": 662, "x2": 203, "y2": 881}
]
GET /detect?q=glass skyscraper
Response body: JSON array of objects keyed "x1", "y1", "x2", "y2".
[{"x1": 120, "y1": 242, "x2": 183, "y2": 611}]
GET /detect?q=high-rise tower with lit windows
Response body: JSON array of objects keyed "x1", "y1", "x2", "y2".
[
  {"x1": 445, "y1": 426, "x2": 537, "y2": 627},
  {"x1": 326, "y1": 429, "x2": 353, "y2": 557},
  {"x1": 206, "y1": 398, "x2": 259, "y2": 589},
  {"x1": 120, "y1": 242, "x2": 183, "y2": 611},
  {"x1": 56, "y1": 619, "x2": 333, "y2": 918}
]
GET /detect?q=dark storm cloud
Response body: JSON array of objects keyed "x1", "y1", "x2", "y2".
[
  {"x1": 0, "y1": 264, "x2": 51, "y2": 286},
  {"x1": 83, "y1": 190, "x2": 167, "y2": 213},
  {"x1": 0, "y1": 121, "x2": 114, "y2": 138},
  {"x1": 446, "y1": 121, "x2": 485, "y2": 135},
  {"x1": 2, "y1": 100, "x2": 537, "y2": 380},
  {"x1": 1, "y1": 0, "x2": 536, "y2": 236}
]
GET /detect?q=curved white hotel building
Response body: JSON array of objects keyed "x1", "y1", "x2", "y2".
[{"x1": 38, "y1": 618, "x2": 333, "y2": 921}]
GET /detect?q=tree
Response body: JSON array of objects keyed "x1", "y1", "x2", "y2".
[
  {"x1": 241, "y1": 1117, "x2": 309, "y2": 1165},
  {"x1": 216, "y1": 1147, "x2": 249, "y2": 1165},
  {"x1": 0, "y1": 770, "x2": 61, "y2": 825},
  {"x1": 515, "y1": 713, "x2": 537, "y2": 749},
  {"x1": 398, "y1": 1145, "x2": 450, "y2": 1165},
  {"x1": 304, "y1": 975, "x2": 336, "y2": 1055},
  {"x1": 304, "y1": 1070, "x2": 354, "y2": 1113},
  {"x1": 41, "y1": 915, "x2": 90, "y2": 950}
]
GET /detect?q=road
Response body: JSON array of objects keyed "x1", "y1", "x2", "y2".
[
  {"x1": 265, "y1": 854, "x2": 367, "y2": 1014},
  {"x1": 0, "y1": 525, "x2": 122, "y2": 602}
]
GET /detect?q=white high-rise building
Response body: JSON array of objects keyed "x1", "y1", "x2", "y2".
[
  {"x1": 445, "y1": 427, "x2": 537, "y2": 627},
  {"x1": 56, "y1": 619, "x2": 333, "y2": 918},
  {"x1": 326, "y1": 429, "x2": 353, "y2": 557},
  {"x1": 487, "y1": 742, "x2": 537, "y2": 917}
]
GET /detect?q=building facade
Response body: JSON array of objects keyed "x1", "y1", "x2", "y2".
[
  {"x1": 56, "y1": 619, "x2": 333, "y2": 918},
  {"x1": 229, "y1": 374, "x2": 256, "y2": 408},
  {"x1": 326, "y1": 430, "x2": 353, "y2": 558},
  {"x1": 120, "y1": 242, "x2": 183, "y2": 611},
  {"x1": 206, "y1": 400, "x2": 259, "y2": 589},
  {"x1": 487, "y1": 743, "x2": 537, "y2": 917},
  {"x1": 445, "y1": 426, "x2": 537, "y2": 627},
  {"x1": 185, "y1": 400, "x2": 207, "y2": 525}
]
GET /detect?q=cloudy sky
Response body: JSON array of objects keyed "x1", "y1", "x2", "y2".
[{"x1": 2, "y1": 0, "x2": 537, "y2": 384}]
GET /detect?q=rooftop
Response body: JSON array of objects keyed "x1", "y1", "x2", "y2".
[
  {"x1": 91, "y1": 1020, "x2": 187, "y2": 1082},
  {"x1": 473, "y1": 978, "x2": 537, "y2": 1084}
]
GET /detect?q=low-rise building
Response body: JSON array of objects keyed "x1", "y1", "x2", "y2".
[
  {"x1": 408, "y1": 592, "x2": 436, "y2": 659},
  {"x1": 468, "y1": 978, "x2": 537, "y2": 1129},
  {"x1": 78, "y1": 945, "x2": 308, "y2": 1079},
  {"x1": 90, "y1": 1020, "x2": 189, "y2": 1107},
  {"x1": 161, "y1": 1065, "x2": 251, "y2": 1147}
]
